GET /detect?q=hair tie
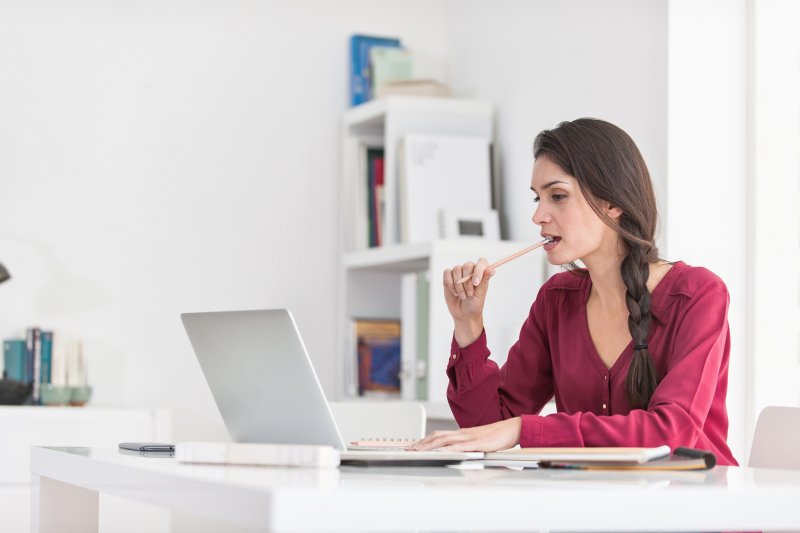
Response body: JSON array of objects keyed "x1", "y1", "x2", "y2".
[{"x1": 634, "y1": 343, "x2": 648, "y2": 351}]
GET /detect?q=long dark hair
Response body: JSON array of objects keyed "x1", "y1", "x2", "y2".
[{"x1": 533, "y1": 118, "x2": 660, "y2": 410}]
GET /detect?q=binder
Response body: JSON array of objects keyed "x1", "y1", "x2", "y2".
[
  {"x1": 537, "y1": 447, "x2": 717, "y2": 471},
  {"x1": 484, "y1": 446, "x2": 717, "y2": 471},
  {"x1": 485, "y1": 445, "x2": 671, "y2": 464}
]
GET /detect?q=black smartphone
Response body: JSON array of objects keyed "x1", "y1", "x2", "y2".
[{"x1": 119, "y1": 442, "x2": 175, "y2": 452}]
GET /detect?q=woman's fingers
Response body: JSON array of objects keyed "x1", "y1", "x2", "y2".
[
  {"x1": 408, "y1": 429, "x2": 474, "y2": 451},
  {"x1": 452, "y1": 262, "x2": 476, "y2": 299},
  {"x1": 443, "y1": 259, "x2": 491, "y2": 304},
  {"x1": 471, "y1": 258, "x2": 489, "y2": 287},
  {"x1": 443, "y1": 268, "x2": 457, "y2": 298}
]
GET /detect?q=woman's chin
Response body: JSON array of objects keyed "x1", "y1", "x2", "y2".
[{"x1": 545, "y1": 250, "x2": 565, "y2": 265}]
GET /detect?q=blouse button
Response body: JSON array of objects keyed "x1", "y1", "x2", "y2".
[
  {"x1": 602, "y1": 403, "x2": 607, "y2": 410},
  {"x1": 604, "y1": 375, "x2": 608, "y2": 381},
  {"x1": 451, "y1": 353, "x2": 457, "y2": 360}
]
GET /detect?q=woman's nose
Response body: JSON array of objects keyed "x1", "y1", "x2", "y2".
[{"x1": 532, "y1": 203, "x2": 550, "y2": 225}]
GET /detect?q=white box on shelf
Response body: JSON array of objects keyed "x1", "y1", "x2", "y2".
[{"x1": 398, "y1": 133, "x2": 492, "y2": 244}]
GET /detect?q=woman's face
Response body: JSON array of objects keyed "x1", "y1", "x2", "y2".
[{"x1": 530, "y1": 155, "x2": 621, "y2": 266}]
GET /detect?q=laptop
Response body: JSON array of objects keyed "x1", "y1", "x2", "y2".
[{"x1": 180, "y1": 308, "x2": 482, "y2": 465}]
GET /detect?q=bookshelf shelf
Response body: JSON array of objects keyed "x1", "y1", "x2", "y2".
[{"x1": 344, "y1": 96, "x2": 493, "y2": 133}]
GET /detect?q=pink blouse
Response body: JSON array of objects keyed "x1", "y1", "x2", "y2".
[{"x1": 446, "y1": 261, "x2": 738, "y2": 466}]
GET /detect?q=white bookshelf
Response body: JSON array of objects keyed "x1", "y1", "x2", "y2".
[
  {"x1": 341, "y1": 95, "x2": 494, "y2": 250},
  {"x1": 338, "y1": 96, "x2": 548, "y2": 418}
]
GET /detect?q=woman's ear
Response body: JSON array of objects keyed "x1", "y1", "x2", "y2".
[{"x1": 605, "y1": 203, "x2": 623, "y2": 220}]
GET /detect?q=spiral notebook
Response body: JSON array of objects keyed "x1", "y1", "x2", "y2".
[{"x1": 348, "y1": 438, "x2": 418, "y2": 450}]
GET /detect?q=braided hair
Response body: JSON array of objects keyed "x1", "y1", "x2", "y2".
[{"x1": 533, "y1": 118, "x2": 661, "y2": 409}]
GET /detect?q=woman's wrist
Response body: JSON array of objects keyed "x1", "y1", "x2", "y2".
[{"x1": 453, "y1": 318, "x2": 484, "y2": 348}]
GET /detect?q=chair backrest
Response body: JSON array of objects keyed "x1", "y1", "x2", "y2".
[
  {"x1": 749, "y1": 406, "x2": 800, "y2": 470},
  {"x1": 328, "y1": 402, "x2": 426, "y2": 444}
]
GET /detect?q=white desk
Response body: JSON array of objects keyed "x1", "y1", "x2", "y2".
[
  {"x1": 0, "y1": 408, "x2": 171, "y2": 532},
  {"x1": 31, "y1": 446, "x2": 800, "y2": 532}
]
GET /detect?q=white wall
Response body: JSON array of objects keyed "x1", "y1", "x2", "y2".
[
  {"x1": 444, "y1": 0, "x2": 668, "y2": 249},
  {"x1": 5, "y1": 1, "x2": 742, "y2": 453},
  {"x1": 666, "y1": 0, "x2": 748, "y2": 462},
  {"x1": 751, "y1": 0, "x2": 800, "y2": 428},
  {"x1": 0, "y1": 0, "x2": 449, "y2": 440}
]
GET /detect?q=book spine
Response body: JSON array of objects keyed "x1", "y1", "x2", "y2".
[
  {"x1": 349, "y1": 35, "x2": 401, "y2": 106},
  {"x1": 32, "y1": 329, "x2": 42, "y2": 404},
  {"x1": 374, "y1": 155, "x2": 384, "y2": 247},
  {"x1": 350, "y1": 35, "x2": 366, "y2": 106},
  {"x1": 25, "y1": 328, "x2": 36, "y2": 384},
  {"x1": 366, "y1": 147, "x2": 384, "y2": 248},
  {"x1": 3, "y1": 339, "x2": 26, "y2": 381},
  {"x1": 367, "y1": 149, "x2": 376, "y2": 247},
  {"x1": 2, "y1": 340, "x2": 10, "y2": 380},
  {"x1": 40, "y1": 331, "x2": 53, "y2": 385}
]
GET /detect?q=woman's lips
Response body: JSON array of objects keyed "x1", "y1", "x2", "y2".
[{"x1": 543, "y1": 236, "x2": 561, "y2": 251}]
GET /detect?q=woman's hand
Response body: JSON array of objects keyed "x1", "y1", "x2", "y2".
[
  {"x1": 407, "y1": 417, "x2": 522, "y2": 453},
  {"x1": 443, "y1": 258, "x2": 494, "y2": 346}
]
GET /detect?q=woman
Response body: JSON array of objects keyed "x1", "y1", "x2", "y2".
[{"x1": 410, "y1": 118, "x2": 737, "y2": 466}]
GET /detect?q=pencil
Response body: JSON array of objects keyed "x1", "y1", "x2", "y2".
[{"x1": 456, "y1": 238, "x2": 552, "y2": 284}]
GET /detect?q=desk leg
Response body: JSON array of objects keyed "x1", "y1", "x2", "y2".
[{"x1": 31, "y1": 474, "x2": 99, "y2": 533}]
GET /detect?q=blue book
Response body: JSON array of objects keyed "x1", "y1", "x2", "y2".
[
  {"x1": 349, "y1": 35, "x2": 401, "y2": 106},
  {"x1": 32, "y1": 328, "x2": 42, "y2": 403},
  {"x1": 367, "y1": 338, "x2": 401, "y2": 389},
  {"x1": 3, "y1": 339, "x2": 26, "y2": 381},
  {"x1": 40, "y1": 331, "x2": 53, "y2": 385}
]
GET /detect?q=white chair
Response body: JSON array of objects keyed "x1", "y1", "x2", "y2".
[
  {"x1": 328, "y1": 402, "x2": 426, "y2": 444},
  {"x1": 748, "y1": 406, "x2": 800, "y2": 470}
]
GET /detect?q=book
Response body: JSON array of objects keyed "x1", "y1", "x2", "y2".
[
  {"x1": 3, "y1": 339, "x2": 26, "y2": 381},
  {"x1": 483, "y1": 446, "x2": 716, "y2": 471},
  {"x1": 355, "y1": 319, "x2": 401, "y2": 397},
  {"x1": 375, "y1": 79, "x2": 452, "y2": 98},
  {"x1": 398, "y1": 134, "x2": 492, "y2": 243},
  {"x1": 175, "y1": 442, "x2": 340, "y2": 468},
  {"x1": 40, "y1": 331, "x2": 53, "y2": 385},
  {"x1": 369, "y1": 46, "x2": 413, "y2": 96},
  {"x1": 540, "y1": 447, "x2": 717, "y2": 471},
  {"x1": 349, "y1": 35, "x2": 401, "y2": 106},
  {"x1": 365, "y1": 147, "x2": 384, "y2": 247},
  {"x1": 373, "y1": 154, "x2": 384, "y2": 247},
  {"x1": 350, "y1": 139, "x2": 382, "y2": 250},
  {"x1": 32, "y1": 329, "x2": 42, "y2": 403},
  {"x1": 25, "y1": 328, "x2": 37, "y2": 384}
]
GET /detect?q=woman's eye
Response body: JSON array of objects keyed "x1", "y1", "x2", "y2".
[
  {"x1": 552, "y1": 194, "x2": 566, "y2": 201},
  {"x1": 533, "y1": 197, "x2": 540, "y2": 203}
]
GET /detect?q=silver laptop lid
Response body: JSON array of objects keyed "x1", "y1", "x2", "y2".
[{"x1": 181, "y1": 309, "x2": 347, "y2": 451}]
